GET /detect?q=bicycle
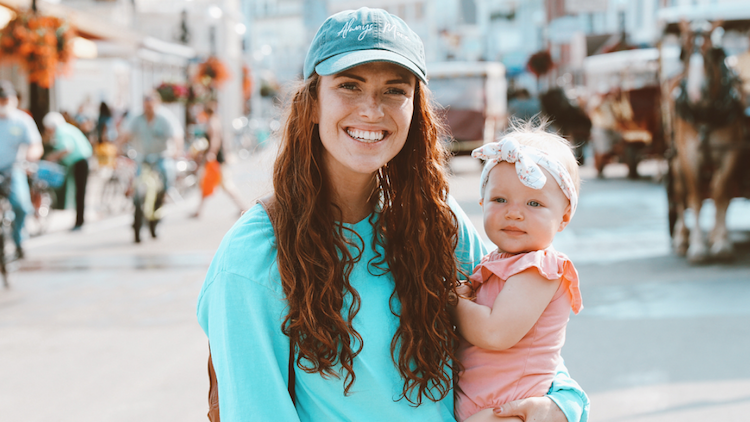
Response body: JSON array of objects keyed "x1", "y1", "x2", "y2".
[
  {"x1": 26, "y1": 160, "x2": 64, "y2": 236},
  {"x1": 0, "y1": 171, "x2": 14, "y2": 288},
  {"x1": 132, "y1": 153, "x2": 165, "y2": 243},
  {"x1": 99, "y1": 155, "x2": 136, "y2": 216}
]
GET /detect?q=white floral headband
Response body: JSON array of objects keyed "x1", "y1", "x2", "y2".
[{"x1": 472, "y1": 137, "x2": 578, "y2": 217}]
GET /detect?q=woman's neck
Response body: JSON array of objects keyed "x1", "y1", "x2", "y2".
[{"x1": 331, "y1": 174, "x2": 377, "y2": 224}]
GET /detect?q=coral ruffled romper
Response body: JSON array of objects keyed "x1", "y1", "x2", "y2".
[{"x1": 455, "y1": 248, "x2": 583, "y2": 422}]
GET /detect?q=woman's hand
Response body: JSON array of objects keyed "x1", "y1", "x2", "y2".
[{"x1": 493, "y1": 396, "x2": 567, "y2": 422}]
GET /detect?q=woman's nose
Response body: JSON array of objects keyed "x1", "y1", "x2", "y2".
[{"x1": 359, "y1": 93, "x2": 385, "y2": 120}]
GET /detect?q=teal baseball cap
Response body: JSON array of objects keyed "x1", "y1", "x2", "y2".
[{"x1": 303, "y1": 8, "x2": 427, "y2": 84}]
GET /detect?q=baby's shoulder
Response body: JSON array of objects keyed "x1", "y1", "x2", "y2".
[{"x1": 479, "y1": 248, "x2": 574, "y2": 281}]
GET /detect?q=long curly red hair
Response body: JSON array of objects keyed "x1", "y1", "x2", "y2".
[{"x1": 272, "y1": 73, "x2": 460, "y2": 405}]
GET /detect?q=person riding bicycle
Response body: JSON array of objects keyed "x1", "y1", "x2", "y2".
[
  {"x1": 0, "y1": 81, "x2": 43, "y2": 259},
  {"x1": 116, "y1": 92, "x2": 183, "y2": 242}
]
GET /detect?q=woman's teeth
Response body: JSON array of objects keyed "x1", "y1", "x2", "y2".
[{"x1": 347, "y1": 129, "x2": 385, "y2": 142}]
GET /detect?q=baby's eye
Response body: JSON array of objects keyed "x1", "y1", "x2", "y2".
[
  {"x1": 492, "y1": 197, "x2": 506, "y2": 203},
  {"x1": 527, "y1": 200, "x2": 541, "y2": 207}
]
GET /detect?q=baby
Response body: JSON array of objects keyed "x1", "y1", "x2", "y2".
[{"x1": 452, "y1": 123, "x2": 583, "y2": 422}]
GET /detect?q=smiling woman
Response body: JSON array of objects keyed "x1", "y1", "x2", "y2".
[{"x1": 196, "y1": 7, "x2": 589, "y2": 422}]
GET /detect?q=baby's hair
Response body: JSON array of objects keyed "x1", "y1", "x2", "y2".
[{"x1": 502, "y1": 117, "x2": 581, "y2": 194}]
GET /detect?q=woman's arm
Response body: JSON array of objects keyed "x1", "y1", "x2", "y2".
[
  {"x1": 197, "y1": 271, "x2": 300, "y2": 421},
  {"x1": 453, "y1": 268, "x2": 561, "y2": 351},
  {"x1": 494, "y1": 362, "x2": 590, "y2": 422}
]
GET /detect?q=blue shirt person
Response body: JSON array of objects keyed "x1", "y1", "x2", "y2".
[{"x1": 0, "y1": 81, "x2": 43, "y2": 257}]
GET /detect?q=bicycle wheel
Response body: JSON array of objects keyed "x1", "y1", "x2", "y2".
[
  {"x1": 101, "y1": 177, "x2": 130, "y2": 215},
  {"x1": 1, "y1": 225, "x2": 7, "y2": 288},
  {"x1": 1, "y1": 202, "x2": 10, "y2": 288},
  {"x1": 29, "y1": 188, "x2": 54, "y2": 236}
]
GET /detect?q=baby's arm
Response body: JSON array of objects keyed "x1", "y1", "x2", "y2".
[
  {"x1": 454, "y1": 268, "x2": 561, "y2": 351},
  {"x1": 464, "y1": 408, "x2": 522, "y2": 422}
]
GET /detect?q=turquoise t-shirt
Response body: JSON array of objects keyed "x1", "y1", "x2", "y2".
[
  {"x1": 52, "y1": 122, "x2": 93, "y2": 167},
  {"x1": 197, "y1": 196, "x2": 589, "y2": 421}
]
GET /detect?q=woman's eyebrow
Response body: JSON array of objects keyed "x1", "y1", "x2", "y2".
[
  {"x1": 333, "y1": 72, "x2": 365, "y2": 82},
  {"x1": 333, "y1": 72, "x2": 414, "y2": 85},
  {"x1": 386, "y1": 75, "x2": 414, "y2": 85}
]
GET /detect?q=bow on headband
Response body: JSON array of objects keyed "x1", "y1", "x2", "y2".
[{"x1": 472, "y1": 137, "x2": 578, "y2": 217}]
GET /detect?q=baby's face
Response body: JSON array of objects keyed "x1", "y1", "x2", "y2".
[{"x1": 481, "y1": 162, "x2": 572, "y2": 254}]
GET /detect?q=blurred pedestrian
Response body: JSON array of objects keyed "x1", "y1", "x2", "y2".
[
  {"x1": 191, "y1": 101, "x2": 245, "y2": 218},
  {"x1": 0, "y1": 81, "x2": 43, "y2": 258},
  {"x1": 196, "y1": 7, "x2": 588, "y2": 422},
  {"x1": 42, "y1": 112, "x2": 93, "y2": 231},
  {"x1": 508, "y1": 88, "x2": 542, "y2": 123},
  {"x1": 733, "y1": 33, "x2": 750, "y2": 115},
  {"x1": 452, "y1": 125, "x2": 583, "y2": 422},
  {"x1": 94, "y1": 101, "x2": 118, "y2": 169}
]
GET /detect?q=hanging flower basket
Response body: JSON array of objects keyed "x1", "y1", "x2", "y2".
[
  {"x1": 156, "y1": 82, "x2": 188, "y2": 103},
  {"x1": 526, "y1": 50, "x2": 554, "y2": 78},
  {"x1": 0, "y1": 9, "x2": 74, "y2": 88},
  {"x1": 194, "y1": 56, "x2": 230, "y2": 88}
]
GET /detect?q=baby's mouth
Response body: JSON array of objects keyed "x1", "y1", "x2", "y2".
[{"x1": 347, "y1": 129, "x2": 386, "y2": 143}]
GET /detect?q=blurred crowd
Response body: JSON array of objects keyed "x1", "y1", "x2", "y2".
[{"x1": 0, "y1": 80, "x2": 261, "y2": 258}]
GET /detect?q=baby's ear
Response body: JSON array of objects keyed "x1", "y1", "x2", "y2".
[
  {"x1": 558, "y1": 205, "x2": 572, "y2": 232},
  {"x1": 479, "y1": 198, "x2": 484, "y2": 206}
]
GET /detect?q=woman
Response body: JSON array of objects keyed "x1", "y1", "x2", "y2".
[{"x1": 197, "y1": 8, "x2": 589, "y2": 421}]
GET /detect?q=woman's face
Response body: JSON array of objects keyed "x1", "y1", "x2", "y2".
[{"x1": 314, "y1": 62, "x2": 416, "y2": 183}]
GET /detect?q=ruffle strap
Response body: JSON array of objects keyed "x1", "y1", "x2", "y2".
[{"x1": 469, "y1": 248, "x2": 583, "y2": 314}]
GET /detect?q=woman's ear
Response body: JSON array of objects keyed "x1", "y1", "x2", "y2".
[{"x1": 558, "y1": 205, "x2": 572, "y2": 232}]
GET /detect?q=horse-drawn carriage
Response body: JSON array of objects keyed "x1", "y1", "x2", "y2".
[
  {"x1": 658, "y1": 4, "x2": 750, "y2": 263},
  {"x1": 583, "y1": 47, "x2": 677, "y2": 178}
]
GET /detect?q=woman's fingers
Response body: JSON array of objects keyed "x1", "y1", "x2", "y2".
[{"x1": 493, "y1": 396, "x2": 566, "y2": 422}]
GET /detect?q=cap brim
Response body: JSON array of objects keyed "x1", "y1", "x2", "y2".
[{"x1": 315, "y1": 50, "x2": 427, "y2": 84}]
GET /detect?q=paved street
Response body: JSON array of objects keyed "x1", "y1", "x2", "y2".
[{"x1": 1, "y1": 146, "x2": 749, "y2": 421}]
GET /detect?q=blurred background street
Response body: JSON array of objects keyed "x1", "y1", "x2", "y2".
[
  {"x1": 1, "y1": 149, "x2": 748, "y2": 421},
  {"x1": 3, "y1": 0, "x2": 750, "y2": 420}
]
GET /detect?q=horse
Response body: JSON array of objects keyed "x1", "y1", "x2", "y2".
[{"x1": 669, "y1": 20, "x2": 745, "y2": 263}]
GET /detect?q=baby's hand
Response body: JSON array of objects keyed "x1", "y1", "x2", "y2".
[{"x1": 456, "y1": 280, "x2": 474, "y2": 299}]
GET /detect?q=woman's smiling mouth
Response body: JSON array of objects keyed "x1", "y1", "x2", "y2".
[{"x1": 347, "y1": 128, "x2": 386, "y2": 143}]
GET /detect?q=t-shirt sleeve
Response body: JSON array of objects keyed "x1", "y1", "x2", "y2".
[
  {"x1": 546, "y1": 361, "x2": 590, "y2": 422},
  {"x1": 448, "y1": 194, "x2": 489, "y2": 278},
  {"x1": 196, "y1": 207, "x2": 300, "y2": 421},
  {"x1": 198, "y1": 272, "x2": 299, "y2": 421}
]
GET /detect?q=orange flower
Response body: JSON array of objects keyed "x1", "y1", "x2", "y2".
[{"x1": 0, "y1": 9, "x2": 74, "y2": 88}]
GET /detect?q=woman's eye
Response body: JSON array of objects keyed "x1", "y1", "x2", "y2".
[
  {"x1": 339, "y1": 83, "x2": 358, "y2": 90},
  {"x1": 528, "y1": 201, "x2": 541, "y2": 207},
  {"x1": 385, "y1": 87, "x2": 407, "y2": 95}
]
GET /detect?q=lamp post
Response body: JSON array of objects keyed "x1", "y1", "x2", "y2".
[
  {"x1": 616, "y1": 0, "x2": 627, "y2": 46},
  {"x1": 28, "y1": 0, "x2": 49, "y2": 130}
]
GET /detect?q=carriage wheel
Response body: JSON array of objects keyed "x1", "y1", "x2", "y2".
[{"x1": 625, "y1": 143, "x2": 642, "y2": 179}]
